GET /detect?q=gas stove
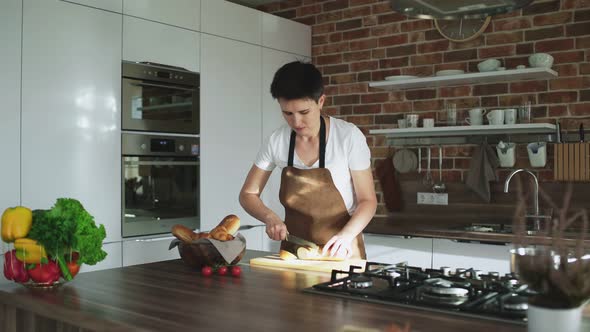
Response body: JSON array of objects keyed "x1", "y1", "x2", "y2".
[{"x1": 304, "y1": 262, "x2": 536, "y2": 325}]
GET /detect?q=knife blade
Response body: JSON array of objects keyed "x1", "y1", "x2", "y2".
[{"x1": 285, "y1": 233, "x2": 319, "y2": 250}]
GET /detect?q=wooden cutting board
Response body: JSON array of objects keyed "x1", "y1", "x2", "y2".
[{"x1": 249, "y1": 255, "x2": 366, "y2": 273}]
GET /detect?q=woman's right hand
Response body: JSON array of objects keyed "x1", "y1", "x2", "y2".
[{"x1": 265, "y1": 220, "x2": 287, "y2": 241}]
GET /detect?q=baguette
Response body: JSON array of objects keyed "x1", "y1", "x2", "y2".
[
  {"x1": 279, "y1": 250, "x2": 298, "y2": 261},
  {"x1": 171, "y1": 224, "x2": 197, "y2": 243},
  {"x1": 296, "y1": 246, "x2": 345, "y2": 261}
]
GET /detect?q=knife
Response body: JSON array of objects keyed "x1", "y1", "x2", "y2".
[
  {"x1": 580, "y1": 124, "x2": 585, "y2": 143},
  {"x1": 285, "y1": 233, "x2": 319, "y2": 250}
]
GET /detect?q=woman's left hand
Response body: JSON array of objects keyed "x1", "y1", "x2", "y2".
[{"x1": 322, "y1": 234, "x2": 353, "y2": 258}]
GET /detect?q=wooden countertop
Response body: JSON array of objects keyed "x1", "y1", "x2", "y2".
[{"x1": 0, "y1": 250, "x2": 547, "y2": 332}]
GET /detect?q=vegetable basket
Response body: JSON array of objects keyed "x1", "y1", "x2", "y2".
[{"x1": 2, "y1": 198, "x2": 108, "y2": 289}]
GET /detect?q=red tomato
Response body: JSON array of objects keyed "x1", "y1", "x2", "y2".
[
  {"x1": 230, "y1": 265, "x2": 241, "y2": 277},
  {"x1": 217, "y1": 266, "x2": 228, "y2": 276},
  {"x1": 201, "y1": 266, "x2": 213, "y2": 277}
]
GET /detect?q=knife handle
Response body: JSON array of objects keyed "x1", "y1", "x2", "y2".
[{"x1": 580, "y1": 124, "x2": 585, "y2": 142}]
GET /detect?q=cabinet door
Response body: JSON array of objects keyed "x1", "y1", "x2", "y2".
[
  {"x1": 201, "y1": 0, "x2": 261, "y2": 45},
  {"x1": 258, "y1": 48, "x2": 311, "y2": 252},
  {"x1": 61, "y1": 0, "x2": 122, "y2": 13},
  {"x1": 0, "y1": 0, "x2": 21, "y2": 212},
  {"x1": 364, "y1": 234, "x2": 433, "y2": 268},
  {"x1": 200, "y1": 34, "x2": 262, "y2": 250},
  {"x1": 432, "y1": 239, "x2": 512, "y2": 275},
  {"x1": 262, "y1": 12, "x2": 311, "y2": 56},
  {"x1": 122, "y1": 236, "x2": 179, "y2": 266},
  {"x1": 21, "y1": 0, "x2": 122, "y2": 242},
  {"x1": 123, "y1": 0, "x2": 200, "y2": 31},
  {"x1": 79, "y1": 242, "x2": 123, "y2": 273},
  {"x1": 123, "y1": 16, "x2": 200, "y2": 72}
]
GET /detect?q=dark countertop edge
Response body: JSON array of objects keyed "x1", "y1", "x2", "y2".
[{"x1": 365, "y1": 216, "x2": 589, "y2": 246}]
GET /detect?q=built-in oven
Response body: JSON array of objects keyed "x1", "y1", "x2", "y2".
[
  {"x1": 122, "y1": 133, "x2": 200, "y2": 238},
  {"x1": 122, "y1": 61, "x2": 199, "y2": 134}
]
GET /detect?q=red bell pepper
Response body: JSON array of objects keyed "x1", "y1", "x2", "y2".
[
  {"x1": 27, "y1": 260, "x2": 60, "y2": 285},
  {"x1": 3, "y1": 250, "x2": 29, "y2": 283}
]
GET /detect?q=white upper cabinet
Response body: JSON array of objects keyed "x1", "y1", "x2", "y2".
[
  {"x1": 123, "y1": 16, "x2": 200, "y2": 72},
  {"x1": 201, "y1": 0, "x2": 261, "y2": 45},
  {"x1": 21, "y1": 0, "x2": 122, "y2": 242},
  {"x1": 62, "y1": 0, "x2": 122, "y2": 13},
  {"x1": 262, "y1": 13, "x2": 311, "y2": 56},
  {"x1": 200, "y1": 34, "x2": 262, "y2": 250},
  {"x1": 0, "y1": 0, "x2": 22, "y2": 213},
  {"x1": 123, "y1": 0, "x2": 200, "y2": 31}
]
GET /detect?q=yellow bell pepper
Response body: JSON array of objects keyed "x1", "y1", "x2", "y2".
[
  {"x1": 14, "y1": 238, "x2": 47, "y2": 264},
  {"x1": 1, "y1": 206, "x2": 32, "y2": 242}
]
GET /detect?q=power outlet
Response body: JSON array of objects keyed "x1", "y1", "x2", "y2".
[{"x1": 417, "y1": 192, "x2": 449, "y2": 205}]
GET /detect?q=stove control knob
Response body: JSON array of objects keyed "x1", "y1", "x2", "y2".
[
  {"x1": 178, "y1": 144, "x2": 185, "y2": 152},
  {"x1": 441, "y1": 266, "x2": 452, "y2": 276},
  {"x1": 140, "y1": 143, "x2": 147, "y2": 150},
  {"x1": 489, "y1": 272, "x2": 500, "y2": 278},
  {"x1": 472, "y1": 270, "x2": 483, "y2": 279}
]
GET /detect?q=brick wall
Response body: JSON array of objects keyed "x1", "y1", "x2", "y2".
[{"x1": 258, "y1": 0, "x2": 590, "y2": 215}]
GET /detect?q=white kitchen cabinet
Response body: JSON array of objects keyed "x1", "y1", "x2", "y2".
[
  {"x1": 201, "y1": 0, "x2": 261, "y2": 45},
  {"x1": 432, "y1": 239, "x2": 512, "y2": 275},
  {"x1": 0, "y1": 0, "x2": 21, "y2": 212},
  {"x1": 122, "y1": 236, "x2": 179, "y2": 266},
  {"x1": 123, "y1": 0, "x2": 200, "y2": 31},
  {"x1": 21, "y1": 0, "x2": 122, "y2": 242},
  {"x1": 200, "y1": 34, "x2": 263, "y2": 250},
  {"x1": 262, "y1": 13, "x2": 311, "y2": 57},
  {"x1": 123, "y1": 15, "x2": 200, "y2": 72},
  {"x1": 259, "y1": 48, "x2": 311, "y2": 252},
  {"x1": 80, "y1": 242, "x2": 123, "y2": 273},
  {"x1": 364, "y1": 234, "x2": 433, "y2": 268},
  {"x1": 61, "y1": 0, "x2": 122, "y2": 13}
]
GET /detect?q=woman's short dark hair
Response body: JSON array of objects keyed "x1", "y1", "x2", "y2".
[{"x1": 270, "y1": 61, "x2": 324, "y2": 102}]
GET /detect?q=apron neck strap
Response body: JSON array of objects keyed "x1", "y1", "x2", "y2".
[{"x1": 288, "y1": 116, "x2": 326, "y2": 168}]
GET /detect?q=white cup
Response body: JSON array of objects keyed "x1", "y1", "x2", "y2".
[
  {"x1": 423, "y1": 118, "x2": 435, "y2": 128},
  {"x1": 504, "y1": 108, "x2": 517, "y2": 125},
  {"x1": 398, "y1": 119, "x2": 407, "y2": 128},
  {"x1": 465, "y1": 108, "x2": 486, "y2": 126},
  {"x1": 406, "y1": 114, "x2": 419, "y2": 128},
  {"x1": 496, "y1": 142, "x2": 516, "y2": 167},
  {"x1": 487, "y1": 109, "x2": 505, "y2": 125},
  {"x1": 527, "y1": 142, "x2": 547, "y2": 167}
]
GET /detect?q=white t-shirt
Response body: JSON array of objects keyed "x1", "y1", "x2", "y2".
[{"x1": 254, "y1": 117, "x2": 371, "y2": 215}]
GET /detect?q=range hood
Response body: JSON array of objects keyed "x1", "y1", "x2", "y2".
[{"x1": 390, "y1": 0, "x2": 534, "y2": 19}]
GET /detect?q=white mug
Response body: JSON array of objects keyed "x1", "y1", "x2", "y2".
[
  {"x1": 465, "y1": 108, "x2": 486, "y2": 126},
  {"x1": 504, "y1": 108, "x2": 517, "y2": 125},
  {"x1": 405, "y1": 114, "x2": 419, "y2": 128},
  {"x1": 487, "y1": 109, "x2": 505, "y2": 125},
  {"x1": 423, "y1": 118, "x2": 435, "y2": 128}
]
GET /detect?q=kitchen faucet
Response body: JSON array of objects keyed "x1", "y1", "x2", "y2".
[{"x1": 503, "y1": 169, "x2": 548, "y2": 231}]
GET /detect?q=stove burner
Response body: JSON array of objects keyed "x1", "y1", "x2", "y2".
[
  {"x1": 423, "y1": 278, "x2": 470, "y2": 296},
  {"x1": 349, "y1": 275, "x2": 373, "y2": 289},
  {"x1": 503, "y1": 295, "x2": 529, "y2": 311},
  {"x1": 424, "y1": 286, "x2": 469, "y2": 297},
  {"x1": 422, "y1": 291, "x2": 469, "y2": 306}
]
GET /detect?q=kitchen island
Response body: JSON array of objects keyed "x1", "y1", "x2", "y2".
[{"x1": 0, "y1": 250, "x2": 587, "y2": 332}]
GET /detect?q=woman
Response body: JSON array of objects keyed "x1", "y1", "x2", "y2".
[{"x1": 239, "y1": 61, "x2": 376, "y2": 259}]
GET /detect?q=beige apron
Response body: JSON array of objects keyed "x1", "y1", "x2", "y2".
[{"x1": 278, "y1": 116, "x2": 366, "y2": 259}]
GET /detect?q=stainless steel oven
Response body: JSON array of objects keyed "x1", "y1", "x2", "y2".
[
  {"x1": 122, "y1": 61, "x2": 199, "y2": 134},
  {"x1": 122, "y1": 133, "x2": 199, "y2": 238}
]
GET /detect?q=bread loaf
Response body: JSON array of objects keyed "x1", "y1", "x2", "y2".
[
  {"x1": 209, "y1": 214, "x2": 240, "y2": 241},
  {"x1": 172, "y1": 224, "x2": 197, "y2": 243},
  {"x1": 296, "y1": 246, "x2": 345, "y2": 261},
  {"x1": 191, "y1": 232, "x2": 211, "y2": 240},
  {"x1": 216, "y1": 214, "x2": 240, "y2": 235}
]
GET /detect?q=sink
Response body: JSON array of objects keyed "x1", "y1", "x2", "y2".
[{"x1": 453, "y1": 223, "x2": 542, "y2": 236}]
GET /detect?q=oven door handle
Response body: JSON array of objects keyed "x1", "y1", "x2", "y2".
[
  {"x1": 129, "y1": 81, "x2": 196, "y2": 91},
  {"x1": 125, "y1": 161, "x2": 199, "y2": 166}
]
